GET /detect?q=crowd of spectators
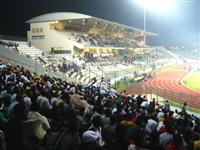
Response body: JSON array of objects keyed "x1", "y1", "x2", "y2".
[
  {"x1": 0, "y1": 61, "x2": 200, "y2": 150},
  {"x1": 58, "y1": 61, "x2": 82, "y2": 76},
  {"x1": 0, "y1": 40, "x2": 19, "y2": 52},
  {"x1": 170, "y1": 49, "x2": 199, "y2": 60},
  {"x1": 143, "y1": 48, "x2": 172, "y2": 63},
  {"x1": 82, "y1": 48, "x2": 170, "y2": 67},
  {"x1": 71, "y1": 32, "x2": 139, "y2": 48}
]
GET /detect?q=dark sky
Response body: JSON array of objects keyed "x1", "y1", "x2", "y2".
[{"x1": 0, "y1": 0, "x2": 199, "y2": 48}]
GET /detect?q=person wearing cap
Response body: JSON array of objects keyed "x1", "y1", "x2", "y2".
[{"x1": 79, "y1": 130, "x2": 102, "y2": 150}]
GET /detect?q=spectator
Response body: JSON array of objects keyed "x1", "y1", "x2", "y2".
[
  {"x1": 4, "y1": 103, "x2": 27, "y2": 150},
  {"x1": 159, "y1": 124, "x2": 173, "y2": 149},
  {"x1": 58, "y1": 117, "x2": 81, "y2": 150},
  {"x1": 110, "y1": 124, "x2": 129, "y2": 150},
  {"x1": 164, "y1": 100, "x2": 170, "y2": 112},
  {"x1": 89, "y1": 115, "x2": 104, "y2": 147},
  {"x1": 182, "y1": 102, "x2": 187, "y2": 113},
  {"x1": 80, "y1": 130, "x2": 102, "y2": 150},
  {"x1": 0, "y1": 130, "x2": 6, "y2": 150},
  {"x1": 166, "y1": 133, "x2": 184, "y2": 150},
  {"x1": 23, "y1": 101, "x2": 51, "y2": 144}
]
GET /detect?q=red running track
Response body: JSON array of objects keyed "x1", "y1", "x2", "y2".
[{"x1": 127, "y1": 64, "x2": 200, "y2": 108}]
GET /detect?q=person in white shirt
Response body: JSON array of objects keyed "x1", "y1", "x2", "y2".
[{"x1": 23, "y1": 102, "x2": 51, "y2": 142}]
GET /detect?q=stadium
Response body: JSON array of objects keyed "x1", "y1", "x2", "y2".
[{"x1": 0, "y1": 4, "x2": 200, "y2": 150}]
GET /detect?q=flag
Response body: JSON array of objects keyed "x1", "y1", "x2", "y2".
[{"x1": 88, "y1": 77, "x2": 97, "y2": 86}]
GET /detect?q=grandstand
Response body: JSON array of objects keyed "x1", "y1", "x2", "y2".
[
  {"x1": 26, "y1": 12, "x2": 156, "y2": 55},
  {"x1": 0, "y1": 12, "x2": 193, "y2": 90},
  {"x1": 0, "y1": 45, "x2": 45, "y2": 74},
  {"x1": 0, "y1": 39, "x2": 43, "y2": 58},
  {"x1": 26, "y1": 12, "x2": 162, "y2": 85}
]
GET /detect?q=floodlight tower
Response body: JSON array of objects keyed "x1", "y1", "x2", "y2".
[
  {"x1": 199, "y1": 42, "x2": 200, "y2": 71},
  {"x1": 136, "y1": 0, "x2": 176, "y2": 46},
  {"x1": 143, "y1": 6, "x2": 146, "y2": 45}
]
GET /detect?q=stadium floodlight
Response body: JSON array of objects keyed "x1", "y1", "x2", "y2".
[
  {"x1": 136, "y1": 0, "x2": 175, "y2": 12},
  {"x1": 135, "y1": 0, "x2": 175, "y2": 45}
]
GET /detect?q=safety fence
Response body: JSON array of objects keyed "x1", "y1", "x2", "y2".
[{"x1": 124, "y1": 82, "x2": 200, "y2": 112}]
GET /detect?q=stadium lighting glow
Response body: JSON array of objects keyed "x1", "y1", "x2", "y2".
[
  {"x1": 140, "y1": 40, "x2": 144, "y2": 45},
  {"x1": 136, "y1": 0, "x2": 175, "y2": 12}
]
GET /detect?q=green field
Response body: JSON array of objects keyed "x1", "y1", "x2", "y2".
[
  {"x1": 183, "y1": 72, "x2": 200, "y2": 91},
  {"x1": 111, "y1": 78, "x2": 136, "y2": 90}
]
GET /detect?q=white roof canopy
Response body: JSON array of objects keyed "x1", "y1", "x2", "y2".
[{"x1": 26, "y1": 12, "x2": 92, "y2": 23}]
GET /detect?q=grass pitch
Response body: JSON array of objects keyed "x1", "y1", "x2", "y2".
[{"x1": 183, "y1": 72, "x2": 200, "y2": 91}]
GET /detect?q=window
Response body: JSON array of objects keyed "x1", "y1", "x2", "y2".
[
  {"x1": 40, "y1": 28, "x2": 43, "y2": 33},
  {"x1": 36, "y1": 28, "x2": 39, "y2": 33},
  {"x1": 32, "y1": 35, "x2": 45, "y2": 40},
  {"x1": 32, "y1": 28, "x2": 35, "y2": 33}
]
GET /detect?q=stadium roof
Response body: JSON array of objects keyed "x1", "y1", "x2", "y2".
[
  {"x1": 26, "y1": 12, "x2": 92, "y2": 23},
  {"x1": 26, "y1": 12, "x2": 156, "y2": 36}
]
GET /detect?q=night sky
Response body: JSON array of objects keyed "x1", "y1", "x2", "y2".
[{"x1": 0, "y1": 0, "x2": 199, "y2": 48}]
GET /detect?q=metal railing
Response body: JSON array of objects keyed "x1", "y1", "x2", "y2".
[{"x1": 124, "y1": 81, "x2": 200, "y2": 111}]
